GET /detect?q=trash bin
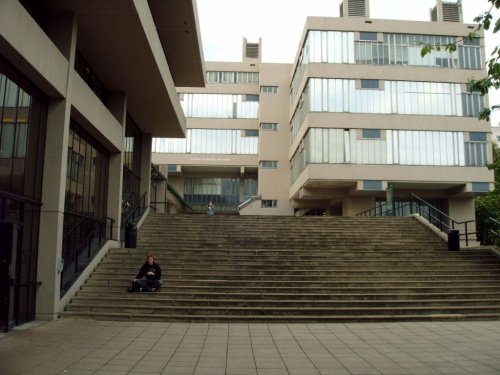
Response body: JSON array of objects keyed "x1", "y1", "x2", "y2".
[
  {"x1": 125, "y1": 223, "x2": 137, "y2": 248},
  {"x1": 447, "y1": 229, "x2": 460, "y2": 251}
]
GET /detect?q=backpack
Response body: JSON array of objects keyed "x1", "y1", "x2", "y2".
[{"x1": 127, "y1": 280, "x2": 143, "y2": 292}]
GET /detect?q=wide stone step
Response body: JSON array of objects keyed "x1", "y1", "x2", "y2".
[
  {"x1": 85, "y1": 278, "x2": 500, "y2": 288},
  {"x1": 62, "y1": 215, "x2": 500, "y2": 323},
  {"x1": 59, "y1": 310, "x2": 500, "y2": 323},
  {"x1": 92, "y1": 270, "x2": 500, "y2": 281},
  {"x1": 71, "y1": 296, "x2": 500, "y2": 308},
  {"x1": 76, "y1": 290, "x2": 500, "y2": 301},
  {"x1": 63, "y1": 303, "x2": 500, "y2": 317},
  {"x1": 94, "y1": 267, "x2": 500, "y2": 279},
  {"x1": 80, "y1": 283, "x2": 500, "y2": 294}
]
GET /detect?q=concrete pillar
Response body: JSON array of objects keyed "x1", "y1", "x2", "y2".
[
  {"x1": 342, "y1": 196, "x2": 376, "y2": 216},
  {"x1": 106, "y1": 93, "x2": 127, "y2": 241},
  {"x1": 448, "y1": 196, "x2": 476, "y2": 228},
  {"x1": 36, "y1": 12, "x2": 77, "y2": 320},
  {"x1": 140, "y1": 134, "x2": 152, "y2": 208}
]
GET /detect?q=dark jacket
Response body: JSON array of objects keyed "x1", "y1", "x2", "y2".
[{"x1": 136, "y1": 262, "x2": 161, "y2": 281}]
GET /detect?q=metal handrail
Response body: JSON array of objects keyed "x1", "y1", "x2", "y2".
[
  {"x1": 61, "y1": 213, "x2": 114, "y2": 296},
  {"x1": 122, "y1": 191, "x2": 148, "y2": 225},
  {"x1": 167, "y1": 183, "x2": 192, "y2": 210},
  {"x1": 0, "y1": 191, "x2": 42, "y2": 206},
  {"x1": 238, "y1": 195, "x2": 262, "y2": 211},
  {"x1": 62, "y1": 212, "x2": 114, "y2": 243},
  {"x1": 478, "y1": 216, "x2": 500, "y2": 245},
  {"x1": 355, "y1": 193, "x2": 478, "y2": 246}
]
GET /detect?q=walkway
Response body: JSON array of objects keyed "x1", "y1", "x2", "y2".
[{"x1": 1, "y1": 319, "x2": 500, "y2": 375}]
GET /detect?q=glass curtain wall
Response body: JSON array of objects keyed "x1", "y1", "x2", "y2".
[
  {"x1": 291, "y1": 128, "x2": 488, "y2": 183},
  {"x1": 291, "y1": 78, "x2": 484, "y2": 144},
  {"x1": 243, "y1": 176, "x2": 258, "y2": 202},
  {"x1": 291, "y1": 31, "x2": 482, "y2": 104},
  {"x1": 122, "y1": 115, "x2": 142, "y2": 214},
  {"x1": 61, "y1": 121, "x2": 109, "y2": 295},
  {"x1": 180, "y1": 93, "x2": 259, "y2": 119},
  {"x1": 184, "y1": 177, "x2": 240, "y2": 212},
  {"x1": 0, "y1": 56, "x2": 48, "y2": 328},
  {"x1": 153, "y1": 129, "x2": 259, "y2": 155},
  {"x1": 206, "y1": 71, "x2": 259, "y2": 84}
]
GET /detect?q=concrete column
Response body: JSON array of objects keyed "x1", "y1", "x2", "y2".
[
  {"x1": 36, "y1": 12, "x2": 77, "y2": 320},
  {"x1": 140, "y1": 134, "x2": 152, "y2": 208},
  {"x1": 448, "y1": 196, "x2": 476, "y2": 227},
  {"x1": 342, "y1": 196, "x2": 376, "y2": 216},
  {"x1": 106, "y1": 93, "x2": 127, "y2": 240}
]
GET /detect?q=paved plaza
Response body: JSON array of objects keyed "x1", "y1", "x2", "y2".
[{"x1": 1, "y1": 319, "x2": 500, "y2": 375}]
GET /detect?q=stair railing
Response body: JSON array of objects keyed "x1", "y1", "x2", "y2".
[
  {"x1": 238, "y1": 195, "x2": 262, "y2": 211},
  {"x1": 356, "y1": 193, "x2": 477, "y2": 246},
  {"x1": 61, "y1": 212, "x2": 114, "y2": 296},
  {"x1": 121, "y1": 192, "x2": 148, "y2": 241},
  {"x1": 477, "y1": 217, "x2": 500, "y2": 246},
  {"x1": 167, "y1": 183, "x2": 193, "y2": 212}
]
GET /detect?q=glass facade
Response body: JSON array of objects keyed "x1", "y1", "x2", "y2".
[
  {"x1": 64, "y1": 122, "x2": 109, "y2": 218},
  {"x1": 291, "y1": 128, "x2": 488, "y2": 183},
  {"x1": 62, "y1": 121, "x2": 110, "y2": 295},
  {"x1": 184, "y1": 177, "x2": 240, "y2": 212},
  {"x1": 291, "y1": 78, "x2": 484, "y2": 144},
  {"x1": 153, "y1": 129, "x2": 258, "y2": 155},
  {"x1": 0, "y1": 56, "x2": 48, "y2": 328},
  {"x1": 180, "y1": 93, "x2": 259, "y2": 119},
  {"x1": 206, "y1": 71, "x2": 259, "y2": 84},
  {"x1": 123, "y1": 115, "x2": 142, "y2": 211},
  {"x1": 290, "y1": 31, "x2": 482, "y2": 103}
]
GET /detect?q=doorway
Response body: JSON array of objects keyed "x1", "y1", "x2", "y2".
[{"x1": 0, "y1": 222, "x2": 20, "y2": 332}]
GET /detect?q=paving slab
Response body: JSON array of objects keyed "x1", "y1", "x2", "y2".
[{"x1": 1, "y1": 319, "x2": 500, "y2": 375}]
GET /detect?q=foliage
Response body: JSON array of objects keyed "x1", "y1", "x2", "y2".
[
  {"x1": 475, "y1": 144, "x2": 500, "y2": 245},
  {"x1": 421, "y1": 0, "x2": 500, "y2": 121}
]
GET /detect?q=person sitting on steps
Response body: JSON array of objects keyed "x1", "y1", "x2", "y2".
[{"x1": 129, "y1": 254, "x2": 162, "y2": 292}]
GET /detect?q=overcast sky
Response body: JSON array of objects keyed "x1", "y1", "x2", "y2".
[{"x1": 196, "y1": 0, "x2": 500, "y2": 125}]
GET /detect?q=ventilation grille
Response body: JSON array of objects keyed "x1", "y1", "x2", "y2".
[
  {"x1": 347, "y1": 0, "x2": 366, "y2": 17},
  {"x1": 442, "y1": 2, "x2": 460, "y2": 22},
  {"x1": 246, "y1": 43, "x2": 259, "y2": 59},
  {"x1": 431, "y1": 6, "x2": 438, "y2": 22}
]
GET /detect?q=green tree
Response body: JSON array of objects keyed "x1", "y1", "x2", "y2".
[
  {"x1": 475, "y1": 143, "x2": 500, "y2": 244},
  {"x1": 421, "y1": 0, "x2": 500, "y2": 120}
]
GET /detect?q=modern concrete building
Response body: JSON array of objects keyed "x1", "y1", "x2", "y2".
[
  {"x1": 0, "y1": 0, "x2": 204, "y2": 331},
  {"x1": 153, "y1": 0, "x2": 494, "y2": 219}
]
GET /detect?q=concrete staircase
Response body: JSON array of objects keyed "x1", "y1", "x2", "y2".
[{"x1": 61, "y1": 214, "x2": 500, "y2": 322}]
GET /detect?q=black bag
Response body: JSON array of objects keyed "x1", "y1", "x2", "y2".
[{"x1": 128, "y1": 280, "x2": 143, "y2": 292}]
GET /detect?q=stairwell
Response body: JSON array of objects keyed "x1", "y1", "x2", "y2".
[{"x1": 61, "y1": 214, "x2": 500, "y2": 322}]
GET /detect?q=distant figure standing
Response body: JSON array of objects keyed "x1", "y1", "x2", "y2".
[{"x1": 207, "y1": 200, "x2": 215, "y2": 216}]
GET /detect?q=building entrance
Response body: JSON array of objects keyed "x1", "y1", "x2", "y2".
[{"x1": 0, "y1": 222, "x2": 21, "y2": 332}]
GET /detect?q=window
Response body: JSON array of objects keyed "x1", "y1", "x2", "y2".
[
  {"x1": 469, "y1": 132, "x2": 487, "y2": 142},
  {"x1": 261, "y1": 86, "x2": 279, "y2": 94},
  {"x1": 497, "y1": 135, "x2": 500, "y2": 141},
  {"x1": 359, "y1": 32, "x2": 378, "y2": 41},
  {"x1": 260, "y1": 160, "x2": 278, "y2": 168},
  {"x1": 472, "y1": 182, "x2": 490, "y2": 192},
  {"x1": 206, "y1": 71, "x2": 259, "y2": 84},
  {"x1": 463, "y1": 38, "x2": 480, "y2": 46},
  {"x1": 261, "y1": 123, "x2": 278, "y2": 131},
  {"x1": 360, "y1": 79, "x2": 380, "y2": 89},
  {"x1": 362, "y1": 129, "x2": 381, "y2": 139},
  {"x1": 244, "y1": 130, "x2": 259, "y2": 137},
  {"x1": 363, "y1": 180, "x2": 382, "y2": 190},
  {"x1": 261, "y1": 200, "x2": 277, "y2": 208},
  {"x1": 245, "y1": 94, "x2": 259, "y2": 102},
  {"x1": 167, "y1": 164, "x2": 177, "y2": 172}
]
